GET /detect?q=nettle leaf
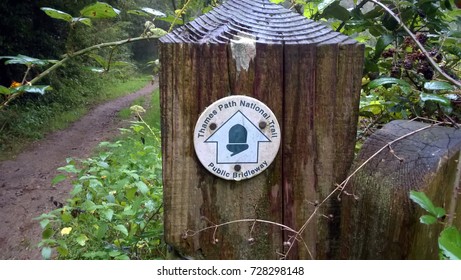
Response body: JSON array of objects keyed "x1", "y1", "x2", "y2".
[
  {"x1": 51, "y1": 174, "x2": 67, "y2": 185},
  {"x1": 76, "y1": 234, "x2": 89, "y2": 246},
  {"x1": 439, "y1": 226, "x2": 461, "y2": 260},
  {"x1": 424, "y1": 81, "x2": 455, "y2": 91},
  {"x1": 40, "y1": 219, "x2": 50, "y2": 229},
  {"x1": 409, "y1": 191, "x2": 437, "y2": 216},
  {"x1": 41, "y1": 7, "x2": 73, "y2": 22},
  {"x1": 101, "y1": 208, "x2": 114, "y2": 221},
  {"x1": 80, "y1": 2, "x2": 120, "y2": 19},
  {"x1": 114, "y1": 224, "x2": 129, "y2": 236},
  {"x1": 368, "y1": 77, "x2": 411, "y2": 89},
  {"x1": 420, "y1": 93, "x2": 451, "y2": 106}
]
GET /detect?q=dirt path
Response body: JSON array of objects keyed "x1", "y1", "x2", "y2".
[{"x1": 0, "y1": 81, "x2": 158, "y2": 259}]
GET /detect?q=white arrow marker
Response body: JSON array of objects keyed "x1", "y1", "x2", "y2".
[{"x1": 205, "y1": 110, "x2": 270, "y2": 164}]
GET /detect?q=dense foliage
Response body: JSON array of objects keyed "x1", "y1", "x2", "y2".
[
  {"x1": 36, "y1": 93, "x2": 163, "y2": 259},
  {"x1": 1, "y1": 0, "x2": 460, "y2": 259}
]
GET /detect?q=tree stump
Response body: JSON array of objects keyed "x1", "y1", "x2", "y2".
[
  {"x1": 339, "y1": 120, "x2": 461, "y2": 259},
  {"x1": 160, "y1": 0, "x2": 364, "y2": 259}
]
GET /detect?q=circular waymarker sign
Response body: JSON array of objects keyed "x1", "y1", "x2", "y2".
[{"x1": 193, "y1": 95, "x2": 281, "y2": 181}]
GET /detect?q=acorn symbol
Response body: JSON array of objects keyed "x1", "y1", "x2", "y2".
[{"x1": 226, "y1": 124, "x2": 249, "y2": 156}]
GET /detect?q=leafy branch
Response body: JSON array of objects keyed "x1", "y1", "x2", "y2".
[
  {"x1": 370, "y1": 0, "x2": 461, "y2": 88},
  {"x1": 0, "y1": 36, "x2": 155, "y2": 110}
]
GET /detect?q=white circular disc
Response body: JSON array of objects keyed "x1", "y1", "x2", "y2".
[{"x1": 193, "y1": 95, "x2": 281, "y2": 181}]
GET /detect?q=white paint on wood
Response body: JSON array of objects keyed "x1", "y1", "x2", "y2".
[{"x1": 230, "y1": 33, "x2": 256, "y2": 73}]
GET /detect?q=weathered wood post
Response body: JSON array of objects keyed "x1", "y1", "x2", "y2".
[
  {"x1": 159, "y1": 0, "x2": 364, "y2": 259},
  {"x1": 339, "y1": 120, "x2": 461, "y2": 259}
]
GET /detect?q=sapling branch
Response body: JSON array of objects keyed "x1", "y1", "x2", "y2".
[{"x1": 0, "y1": 36, "x2": 154, "y2": 110}]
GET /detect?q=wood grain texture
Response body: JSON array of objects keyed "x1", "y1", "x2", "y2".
[
  {"x1": 339, "y1": 120, "x2": 461, "y2": 259},
  {"x1": 159, "y1": 0, "x2": 364, "y2": 259}
]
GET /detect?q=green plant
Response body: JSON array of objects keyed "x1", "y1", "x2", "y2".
[
  {"x1": 410, "y1": 190, "x2": 461, "y2": 260},
  {"x1": 0, "y1": 1, "x2": 167, "y2": 110},
  {"x1": 36, "y1": 96, "x2": 164, "y2": 259}
]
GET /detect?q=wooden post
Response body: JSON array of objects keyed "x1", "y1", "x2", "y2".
[
  {"x1": 160, "y1": 0, "x2": 364, "y2": 259},
  {"x1": 339, "y1": 120, "x2": 461, "y2": 259}
]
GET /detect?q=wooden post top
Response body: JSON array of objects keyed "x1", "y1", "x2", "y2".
[{"x1": 160, "y1": 0, "x2": 357, "y2": 45}]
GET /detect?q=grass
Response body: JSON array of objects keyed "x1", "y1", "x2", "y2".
[{"x1": 0, "y1": 73, "x2": 152, "y2": 161}]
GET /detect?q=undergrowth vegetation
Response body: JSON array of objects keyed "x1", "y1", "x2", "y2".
[{"x1": 36, "y1": 89, "x2": 164, "y2": 260}]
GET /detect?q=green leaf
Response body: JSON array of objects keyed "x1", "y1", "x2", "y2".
[
  {"x1": 140, "y1": 8, "x2": 166, "y2": 17},
  {"x1": 51, "y1": 174, "x2": 67, "y2": 185},
  {"x1": 41, "y1": 7, "x2": 73, "y2": 22},
  {"x1": 318, "y1": 0, "x2": 336, "y2": 13},
  {"x1": 42, "y1": 227, "x2": 54, "y2": 239},
  {"x1": 128, "y1": 10, "x2": 149, "y2": 17},
  {"x1": 72, "y1": 17, "x2": 92, "y2": 27},
  {"x1": 150, "y1": 28, "x2": 168, "y2": 37},
  {"x1": 87, "y1": 53, "x2": 108, "y2": 68},
  {"x1": 136, "y1": 181, "x2": 149, "y2": 195},
  {"x1": 270, "y1": 0, "x2": 285, "y2": 4},
  {"x1": 58, "y1": 164, "x2": 79, "y2": 173},
  {"x1": 0, "y1": 55, "x2": 53, "y2": 66},
  {"x1": 303, "y1": 2, "x2": 318, "y2": 18},
  {"x1": 0, "y1": 85, "x2": 11, "y2": 95},
  {"x1": 434, "y1": 207, "x2": 446, "y2": 219},
  {"x1": 81, "y1": 200, "x2": 97, "y2": 211},
  {"x1": 420, "y1": 215, "x2": 437, "y2": 225},
  {"x1": 360, "y1": 104, "x2": 384, "y2": 115},
  {"x1": 114, "y1": 224, "x2": 129, "y2": 236},
  {"x1": 80, "y1": 2, "x2": 120, "y2": 19},
  {"x1": 420, "y1": 93, "x2": 451, "y2": 106},
  {"x1": 409, "y1": 191, "x2": 437, "y2": 216},
  {"x1": 323, "y1": 1, "x2": 350, "y2": 21},
  {"x1": 157, "y1": 15, "x2": 183, "y2": 25},
  {"x1": 56, "y1": 246, "x2": 69, "y2": 257},
  {"x1": 424, "y1": 81, "x2": 455, "y2": 91},
  {"x1": 101, "y1": 209, "x2": 114, "y2": 221},
  {"x1": 41, "y1": 247, "x2": 52, "y2": 259},
  {"x1": 11, "y1": 85, "x2": 52, "y2": 95},
  {"x1": 368, "y1": 77, "x2": 411, "y2": 89},
  {"x1": 439, "y1": 226, "x2": 461, "y2": 260},
  {"x1": 40, "y1": 219, "x2": 50, "y2": 229},
  {"x1": 115, "y1": 254, "x2": 130, "y2": 260},
  {"x1": 76, "y1": 234, "x2": 89, "y2": 246},
  {"x1": 374, "y1": 35, "x2": 394, "y2": 60},
  {"x1": 61, "y1": 211, "x2": 73, "y2": 223}
]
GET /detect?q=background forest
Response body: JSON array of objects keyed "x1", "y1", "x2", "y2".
[{"x1": 0, "y1": 0, "x2": 460, "y2": 259}]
